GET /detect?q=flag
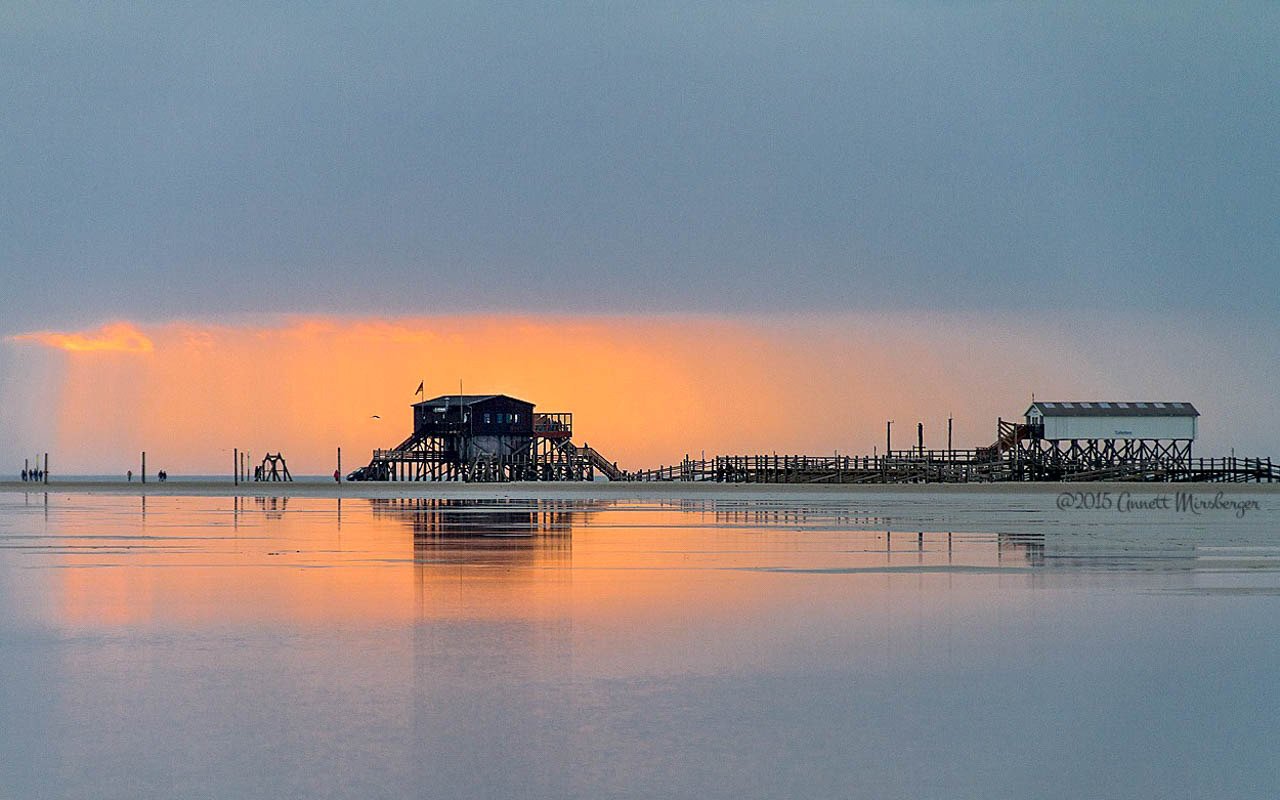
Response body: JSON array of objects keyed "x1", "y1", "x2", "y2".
[{"x1": 415, "y1": 381, "x2": 424, "y2": 396}]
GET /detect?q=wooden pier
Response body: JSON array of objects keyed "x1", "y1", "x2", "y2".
[
  {"x1": 352, "y1": 393, "x2": 1277, "y2": 484},
  {"x1": 627, "y1": 452, "x2": 1278, "y2": 484},
  {"x1": 626, "y1": 404, "x2": 1278, "y2": 484}
]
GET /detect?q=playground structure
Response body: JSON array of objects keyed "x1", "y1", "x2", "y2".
[{"x1": 254, "y1": 453, "x2": 293, "y2": 482}]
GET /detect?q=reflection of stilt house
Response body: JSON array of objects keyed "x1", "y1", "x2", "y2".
[
  {"x1": 350, "y1": 394, "x2": 624, "y2": 482},
  {"x1": 368, "y1": 497, "x2": 604, "y2": 567},
  {"x1": 369, "y1": 497, "x2": 601, "y2": 536}
]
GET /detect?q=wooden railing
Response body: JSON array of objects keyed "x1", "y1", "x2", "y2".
[
  {"x1": 533, "y1": 412, "x2": 573, "y2": 437},
  {"x1": 580, "y1": 445, "x2": 625, "y2": 481},
  {"x1": 627, "y1": 453, "x2": 1278, "y2": 484}
]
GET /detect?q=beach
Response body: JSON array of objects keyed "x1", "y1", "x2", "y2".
[
  {"x1": 5, "y1": 477, "x2": 1277, "y2": 499},
  {"x1": 3, "y1": 484, "x2": 1279, "y2": 798}
]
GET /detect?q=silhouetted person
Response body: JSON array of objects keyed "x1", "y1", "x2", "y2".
[
  {"x1": 333, "y1": 469, "x2": 340, "y2": 483},
  {"x1": 128, "y1": 470, "x2": 133, "y2": 482},
  {"x1": 21, "y1": 469, "x2": 27, "y2": 482}
]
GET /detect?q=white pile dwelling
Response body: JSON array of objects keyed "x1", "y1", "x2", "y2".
[{"x1": 1023, "y1": 401, "x2": 1198, "y2": 442}]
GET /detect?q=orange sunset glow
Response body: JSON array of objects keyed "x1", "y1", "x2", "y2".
[{"x1": 5, "y1": 312, "x2": 1249, "y2": 474}]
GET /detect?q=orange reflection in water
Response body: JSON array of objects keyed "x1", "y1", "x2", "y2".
[
  {"x1": 51, "y1": 496, "x2": 411, "y2": 628},
  {"x1": 34, "y1": 496, "x2": 1042, "y2": 631}
]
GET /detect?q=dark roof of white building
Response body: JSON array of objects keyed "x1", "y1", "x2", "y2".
[{"x1": 1026, "y1": 401, "x2": 1199, "y2": 418}]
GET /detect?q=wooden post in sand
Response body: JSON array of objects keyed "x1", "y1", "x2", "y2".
[
  {"x1": 234, "y1": 448, "x2": 239, "y2": 486},
  {"x1": 141, "y1": 451, "x2": 146, "y2": 484},
  {"x1": 337, "y1": 446, "x2": 342, "y2": 482},
  {"x1": 43, "y1": 453, "x2": 48, "y2": 484}
]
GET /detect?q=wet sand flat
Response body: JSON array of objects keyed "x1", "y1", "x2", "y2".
[
  {"x1": 4, "y1": 477, "x2": 1277, "y2": 499},
  {"x1": 2, "y1": 490, "x2": 1278, "y2": 798}
]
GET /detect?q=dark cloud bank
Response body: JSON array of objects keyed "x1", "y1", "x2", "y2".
[{"x1": 2, "y1": 2, "x2": 1277, "y2": 330}]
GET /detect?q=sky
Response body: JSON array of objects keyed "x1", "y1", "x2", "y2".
[{"x1": 1, "y1": 3, "x2": 1277, "y2": 472}]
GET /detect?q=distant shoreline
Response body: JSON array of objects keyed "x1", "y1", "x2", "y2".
[{"x1": 2, "y1": 479, "x2": 1275, "y2": 499}]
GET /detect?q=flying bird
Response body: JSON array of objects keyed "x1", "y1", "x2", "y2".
[{"x1": 370, "y1": 415, "x2": 381, "y2": 419}]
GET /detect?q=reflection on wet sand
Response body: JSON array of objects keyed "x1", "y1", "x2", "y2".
[
  {"x1": 254, "y1": 495, "x2": 289, "y2": 519},
  {"x1": 368, "y1": 498, "x2": 618, "y2": 587},
  {"x1": 999, "y1": 533, "x2": 1045, "y2": 567},
  {"x1": 3, "y1": 491, "x2": 1280, "y2": 799},
  {"x1": 17, "y1": 492, "x2": 1280, "y2": 634},
  {"x1": 372, "y1": 497, "x2": 606, "y2": 537},
  {"x1": 7, "y1": 494, "x2": 1064, "y2": 631},
  {"x1": 370, "y1": 498, "x2": 594, "y2": 570},
  {"x1": 693, "y1": 497, "x2": 892, "y2": 528}
]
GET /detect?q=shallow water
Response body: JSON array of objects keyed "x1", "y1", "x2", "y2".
[{"x1": 1, "y1": 492, "x2": 1278, "y2": 799}]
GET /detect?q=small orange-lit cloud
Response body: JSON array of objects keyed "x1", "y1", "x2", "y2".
[{"x1": 9, "y1": 321, "x2": 154, "y2": 353}]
